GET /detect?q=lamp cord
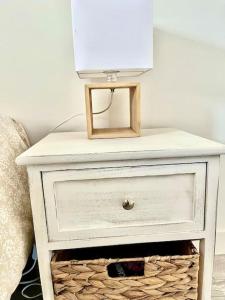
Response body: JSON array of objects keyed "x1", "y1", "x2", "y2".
[
  {"x1": 21, "y1": 283, "x2": 42, "y2": 299},
  {"x1": 92, "y1": 88, "x2": 114, "y2": 115},
  {"x1": 20, "y1": 246, "x2": 42, "y2": 299},
  {"x1": 49, "y1": 89, "x2": 115, "y2": 133},
  {"x1": 49, "y1": 113, "x2": 84, "y2": 133}
]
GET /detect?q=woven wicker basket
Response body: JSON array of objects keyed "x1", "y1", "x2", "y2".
[{"x1": 51, "y1": 241, "x2": 199, "y2": 300}]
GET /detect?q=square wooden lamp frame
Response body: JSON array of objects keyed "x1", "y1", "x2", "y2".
[{"x1": 85, "y1": 82, "x2": 140, "y2": 139}]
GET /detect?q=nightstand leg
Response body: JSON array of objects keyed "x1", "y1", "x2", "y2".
[
  {"x1": 36, "y1": 248, "x2": 54, "y2": 300},
  {"x1": 198, "y1": 157, "x2": 220, "y2": 300},
  {"x1": 28, "y1": 169, "x2": 55, "y2": 300},
  {"x1": 198, "y1": 238, "x2": 215, "y2": 300}
]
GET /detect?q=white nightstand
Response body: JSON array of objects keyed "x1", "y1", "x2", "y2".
[{"x1": 17, "y1": 128, "x2": 225, "y2": 300}]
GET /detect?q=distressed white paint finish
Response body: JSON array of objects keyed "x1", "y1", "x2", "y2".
[
  {"x1": 16, "y1": 128, "x2": 225, "y2": 165},
  {"x1": 43, "y1": 163, "x2": 206, "y2": 242},
  {"x1": 27, "y1": 168, "x2": 54, "y2": 300},
  {"x1": 198, "y1": 157, "x2": 220, "y2": 300},
  {"x1": 47, "y1": 232, "x2": 206, "y2": 252},
  {"x1": 16, "y1": 129, "x2": 225, "y2": 300}
]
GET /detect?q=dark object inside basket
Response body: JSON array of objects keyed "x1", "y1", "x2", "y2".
[
  {"x1": 108, "y1": 260, "x2": 145, "y2": 278},
  {"x1": 54, "y1": 240, "x2": 196, "y2": 262}
]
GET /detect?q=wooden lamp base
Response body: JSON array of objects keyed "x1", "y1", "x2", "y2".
[{"x1": 85, "y1": 82, "x2": 140, "y2": 139}]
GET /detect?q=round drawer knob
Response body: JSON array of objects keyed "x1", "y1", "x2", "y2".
[{"x1": 122, "y1": 199, "x2": 135, "y2": 210}]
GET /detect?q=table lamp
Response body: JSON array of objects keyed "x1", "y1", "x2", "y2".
[{"x1": 71, "y1": 0, "x2": 153, "y2": 139}]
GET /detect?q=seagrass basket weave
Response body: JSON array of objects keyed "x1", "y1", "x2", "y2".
[{"x1": 51, "y1": 241, "x2": 199, "y2": 300}]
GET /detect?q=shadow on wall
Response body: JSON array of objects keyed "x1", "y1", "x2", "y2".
[{"x1": 138, "y1": 28, "x2": 225, "y2": 142}]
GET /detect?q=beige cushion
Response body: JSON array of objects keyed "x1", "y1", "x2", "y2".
[{"x1": 0, "y1": 116, "x2": 33, "y2": 300}]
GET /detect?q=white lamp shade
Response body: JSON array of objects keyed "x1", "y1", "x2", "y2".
[{"x1": 71, "y1": 0, "x2": 153, "y2": 79}]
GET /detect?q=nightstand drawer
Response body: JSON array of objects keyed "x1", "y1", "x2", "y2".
[{"x1": 43, "y1": 163, "x2": 206, "y2": 241}]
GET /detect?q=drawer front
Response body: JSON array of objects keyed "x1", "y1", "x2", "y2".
[{"x1": 42, "y1": 163, "x2": 206, "y2": 241}]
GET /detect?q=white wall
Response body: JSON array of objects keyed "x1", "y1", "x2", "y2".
[{"x1": 0, "y1": 0, "x2": 225, "y2": 253}]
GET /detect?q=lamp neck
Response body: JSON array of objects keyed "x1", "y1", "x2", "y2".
[{"x1": 104, "y1": 71, "x2": 119, "y2": 82}]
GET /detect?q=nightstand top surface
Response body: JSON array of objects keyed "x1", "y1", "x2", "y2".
[{"x1": 16, "y1": 128, "x2": 225, "y2": 165}]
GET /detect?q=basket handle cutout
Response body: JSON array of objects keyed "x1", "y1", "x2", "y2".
[{"x1": 107, "y1": 261, "x2": 145, "y2": 278}]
